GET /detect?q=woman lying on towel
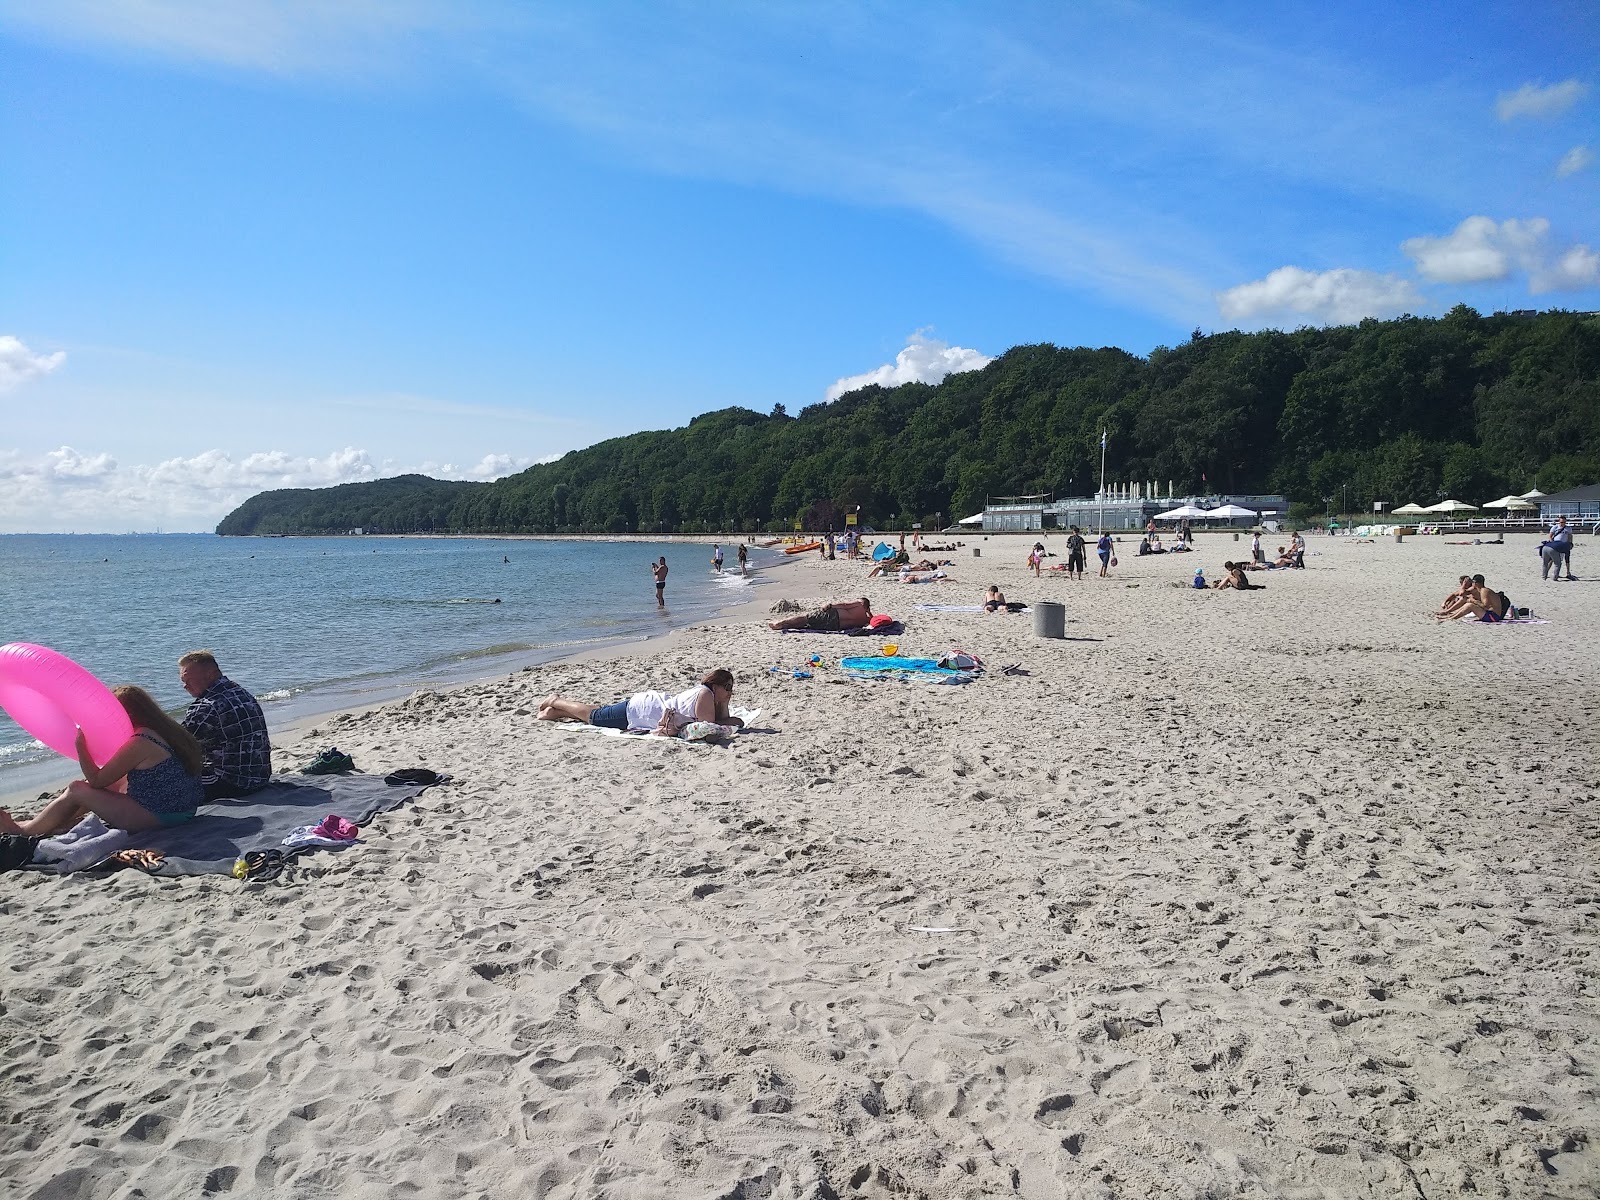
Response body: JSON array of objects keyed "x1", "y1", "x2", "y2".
[
  {"x1": 536, "y1": 668, "x2": 743, "y2": 736},
  {"x1": 0, "y1": 686, "x2": 206, "y2": 837}
]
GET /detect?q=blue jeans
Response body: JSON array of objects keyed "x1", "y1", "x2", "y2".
[{"x1": 590, "y1": 701, "x2": 629, "y2": 730}]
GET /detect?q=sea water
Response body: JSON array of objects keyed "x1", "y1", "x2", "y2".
[{"x1": 0, "y1": 534, "x2": 779, "y2": 790}]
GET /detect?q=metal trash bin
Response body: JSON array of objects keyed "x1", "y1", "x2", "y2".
[
  {"x1": 1033, "y1": 600, "x2": 1065, "y2": 639},
  {"x1": 973, "y1": 547, "x2": 981, "y2": 557}
]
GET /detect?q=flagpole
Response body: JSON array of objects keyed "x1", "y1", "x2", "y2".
[{"x1": 1097, "y1": 430, "x2": 1107, "y2": 534}]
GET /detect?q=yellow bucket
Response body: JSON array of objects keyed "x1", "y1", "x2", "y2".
[{"x1": 881, "y1": 643, "x2": 899, "y2": 656}]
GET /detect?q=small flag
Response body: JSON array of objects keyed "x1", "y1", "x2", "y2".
[{"x1": 1100, "y1": 430, "x2": 1107, "y2": 449}]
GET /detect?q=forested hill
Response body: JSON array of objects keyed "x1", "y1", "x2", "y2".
[{"x1": 217, "y1": 306, "x2": 1600, "y2": 536}]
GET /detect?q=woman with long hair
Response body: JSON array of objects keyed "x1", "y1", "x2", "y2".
[
  {"x1": 537, "y1": 669, "x2": 742, "y2": 736},
  {"x1": 0, "y1": 685, "x2": 207, "y2": 837}
]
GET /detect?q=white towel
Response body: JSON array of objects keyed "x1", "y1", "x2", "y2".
[{"x1": 34, "y1": 815, "x2": 135, "y2": 873}]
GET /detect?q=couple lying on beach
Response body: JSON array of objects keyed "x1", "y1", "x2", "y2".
[{"x1": 537, "y1": 668, "x2": 744, "y2": 736}]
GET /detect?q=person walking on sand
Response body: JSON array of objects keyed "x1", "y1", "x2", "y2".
[
  {"x1": 1066, "y1": 526, "x2": 1086, "y2": 580},
  {"x1": 1096, "y1": 531, "x2": 1113, "y2": 577},
  {"x1": 712, "y1": 544, "x2": 724, "y2": 573},
  {"x1": 1549, "y1": 516, "x2": 1575, "y2": 580},
  {"x1": 652, "y1": 556, "x2": 669, "y2": 606}
]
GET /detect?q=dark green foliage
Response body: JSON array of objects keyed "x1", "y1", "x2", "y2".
[{"x1": 216, "y1": 309, "x2": 1600, "y2": 535}]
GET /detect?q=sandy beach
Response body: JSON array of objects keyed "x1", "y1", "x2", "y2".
[{"x1": 2, "y1": 532, "x2": 1596, "y2": 1198}]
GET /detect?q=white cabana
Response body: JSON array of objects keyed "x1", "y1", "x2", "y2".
[
  {"x1": 1204, "y1": 503, "x2": 1258, "y2": 519},
  {"x1": 956, "y1": 513, "x2": 984, "y2": 525},
  {"x1": 1521, "y1": 488, "x2": 1546, "y2": 499},
  {"x1": 1392, "y1": 502, "x2": 1430, "y2": 515},
  {"x1": 1152, "y1": 504, "x2": 1209, "y2": 520},
  {"x1": 1424, "y1": 499, "x2": 1479, "y2": 513}
]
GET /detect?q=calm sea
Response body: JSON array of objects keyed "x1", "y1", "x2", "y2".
[{"x1": 0, "y1": 534, "x2": 780, "y2": 792}]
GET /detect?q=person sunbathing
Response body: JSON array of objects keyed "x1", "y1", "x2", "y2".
[
  {"x1": 768, "y1": 597, "x2": 872, "y2": 631},
  {"x1": 982, "y1": 585, "x2": 1025, "y2": 613},
  {"x1": 0, "y1": 685, "x2": 206, "y2": 836},
  {"x1": 1212, "y1": 561, "x2": 1264, "y2": 591},
  {"x1": 536, "y1": 668, "x2": 741, "y2": 735}
]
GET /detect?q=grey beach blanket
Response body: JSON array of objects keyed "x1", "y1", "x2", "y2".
[{"x1": 30, "y1": 773, "x2": 439, "y2": 877}]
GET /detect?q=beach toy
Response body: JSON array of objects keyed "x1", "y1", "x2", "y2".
[
  {"x1": 0, "y1": 642, "x2": 133, "y2": 763},
  {"x1": 881, "y1": 643, "x2": 899, "y2": 656}
]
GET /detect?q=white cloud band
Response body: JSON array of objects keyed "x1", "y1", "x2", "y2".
[{"x1": 1496, "y1": 79, "x2": 1589, "y2": 121}]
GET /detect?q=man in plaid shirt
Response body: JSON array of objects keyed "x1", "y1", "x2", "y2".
[{"x1": 179, "y1": 651, "x2": 271, "y2": 802}]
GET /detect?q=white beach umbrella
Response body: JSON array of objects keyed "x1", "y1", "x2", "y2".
[
  {"x1": 1483, "y1": 495, "x2": 1537, "y2": 510},
  {"x1": 1205, "y1": 503, "x2": 1258, "y2": 519},
  {"x1": 1153, "y1": 504, "x2": 1208, "y2": 520},
  {"x1": 1520, "y1": 488, "x2": 1546, "y2": 498},
  {"x1": 1423, "y1": 499, "x2": 1479, "y2": 513},
  {"x1": 1391, "y1": 502, "x2": 1430, "y2": 515},
  {"x1": 957, "y1": 513, "x2": 984, "y2": 525}
]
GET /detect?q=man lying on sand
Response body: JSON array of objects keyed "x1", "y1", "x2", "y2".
[{"x1": 768, "y1": 597, "x2": 872, "y2": 632}]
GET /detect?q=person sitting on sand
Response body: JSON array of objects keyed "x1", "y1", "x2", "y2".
[
  {"x1": 0, "y1": 685, "x2": 206, "y2": 836},
  {"x1": 768, "y1": 597, "x2": 872, "y2": 632},
  {"x1": 1213, "y1": 561, "x2": 1264, "y2": 591},
  {"x1": 1433, "y1": 576, "x2": 1475, "y2": 619},
  {"x1": 536, "y1": 669, "x2": 742, "y2": 736},
  {"x1": 1437, "y1": 574, "x2": 1509, "y2": 622}
]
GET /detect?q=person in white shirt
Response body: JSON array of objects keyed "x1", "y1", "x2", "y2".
[{"x1": 536, "y1": 669, "x2": 741, "y2": 735}]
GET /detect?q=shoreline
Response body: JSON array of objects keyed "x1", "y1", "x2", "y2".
[{"x1": 0, "y1": 553, "x2": 793, "y2": 806}]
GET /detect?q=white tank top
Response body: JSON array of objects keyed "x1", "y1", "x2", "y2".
[{"x1": 625, "y1": 685, "x2": 709, "y2": 731}]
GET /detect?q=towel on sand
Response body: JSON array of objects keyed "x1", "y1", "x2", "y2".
[{"x1": 29, "y1": 773, "x2": 440, "y2": 876}]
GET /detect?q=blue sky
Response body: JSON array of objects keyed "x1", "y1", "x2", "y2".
[{"x1": 1, "y1": 1, "x2": 1595, "y2": 531}]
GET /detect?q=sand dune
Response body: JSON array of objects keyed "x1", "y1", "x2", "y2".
[{"x1": 2, "y1": 532, "x2": 1596, "y2": 1198}]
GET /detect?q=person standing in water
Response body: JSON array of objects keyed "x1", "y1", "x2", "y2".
[
  {"x1": 737, "y1": 543, "x2": 748, "y2": 574},
  {"x1": 652, "y1": 556, "x2": 669, "y2": 606},
  {"x1": 712, "y1": 544, "x2": 724, "y2": 573}
]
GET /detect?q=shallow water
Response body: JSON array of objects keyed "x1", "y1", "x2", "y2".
[{"x1": 0, "y1": 534, "x2": 777, "y2": 786}]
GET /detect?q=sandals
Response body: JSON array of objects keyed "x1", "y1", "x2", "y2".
[{"x1": 234, "y1": 848, "x2": 303, "y2": 882}]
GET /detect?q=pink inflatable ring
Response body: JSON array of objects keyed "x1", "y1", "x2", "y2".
[{"x1": 0, "y1": 642, "x2": 134, "y2": 764}]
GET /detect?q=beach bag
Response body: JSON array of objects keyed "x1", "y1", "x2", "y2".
[
  {"x1": 936, "y1": 650, "x2": 984, "y2": 671},
  {"x1": 1109, "y1": 554, "x2": 1118, "y2": 567}
]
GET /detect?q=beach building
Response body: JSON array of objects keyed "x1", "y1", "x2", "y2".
[
  {"x1": 980, "y1": 487, "x2": 1291, "y2": 532},
  {"x1": 1538, "y1": 484, "x2": 1600, "y2": 526}
]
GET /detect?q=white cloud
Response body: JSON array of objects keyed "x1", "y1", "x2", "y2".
[
  {"x1": 1532, "y1": 244, "x2": 1600, "y2": 293},
  {"x1": 1216, "y1": 266, "x2": 1422, "y2": 326},
  {"x1": 0, "y1": 445, "x2": 532, "y2": 532},
  {"x1": 1557, "y1": 145, "x2": 1595, "y2": 178},
  {"x1": 0, "y1": 335, "x2": 67, "y2": 392},
  {"x1": 1401, "y1": 216, "x2": 1548, "y2": 284},
  {"x1": 826, "y1": 333, "x2": 993, "y2": 402},
  {"x1": 1497, "y1": 79, "x2": 1589, "y2": 121}
]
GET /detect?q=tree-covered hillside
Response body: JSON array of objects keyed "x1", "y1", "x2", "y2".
[{"x1": 217, "y1": 306, "x2": 1600, "y2": 535}]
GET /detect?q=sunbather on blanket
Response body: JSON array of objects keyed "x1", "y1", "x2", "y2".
[
  {"x1": 536, "y1": 669, "x2": 743, "y2": 736},
  {"x1": 768, "y1": 597, "x2": 872, "y2": 632},
  {"x1": 0, "y1": 685, "x2": 206, "y2": 836}
]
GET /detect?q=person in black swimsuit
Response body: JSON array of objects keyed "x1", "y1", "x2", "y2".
[{"x1": 0, "y1": 685, "x2": 206, "y2": 837}]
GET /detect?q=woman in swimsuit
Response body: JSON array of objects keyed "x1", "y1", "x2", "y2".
[{"x1": 0, "y1": 685, "x2": 207, "y2": 837}]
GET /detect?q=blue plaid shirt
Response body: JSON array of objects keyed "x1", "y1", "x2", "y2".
[{"x1": 181, "y1": 677, "x2": 271, "y2": 789}]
